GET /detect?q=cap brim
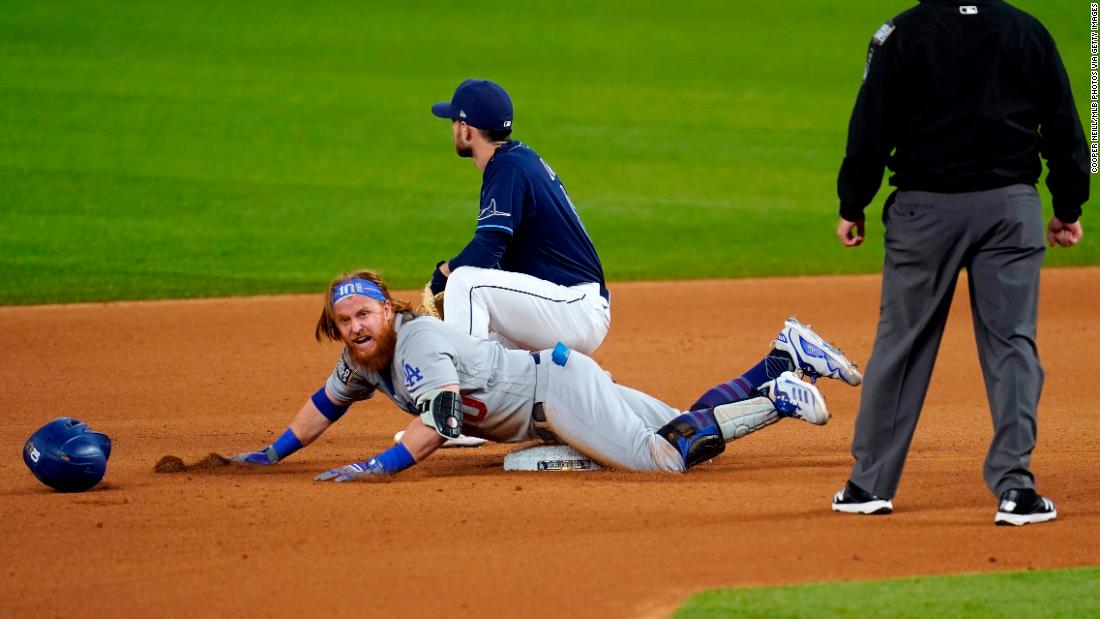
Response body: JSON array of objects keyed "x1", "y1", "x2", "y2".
[{"x1": 431, "y1": 102, "x2": 453, "y2": 119}]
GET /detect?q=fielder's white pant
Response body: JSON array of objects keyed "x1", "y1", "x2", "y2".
[
  {"x1": 443, "y1": 267, "x2": 611, "y2": 354},
  {"x1": 533, "y1": 351, "x2": 686, "y2": 473}
]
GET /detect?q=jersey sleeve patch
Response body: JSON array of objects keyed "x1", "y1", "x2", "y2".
[
  {"x1": 476, "y1": 197, "x2": 515, "y2": 235},
  {"x1": 477, "y1": 161, "x2": 526, "y2": 233},
  {"x1": 871, "y1": 21, "x2": 895, "y2": 46},
  {"x1": 325, "y1": 352, "x2": 376, "y2": 402},
  {"x1": 335, "y1": 358, "x2": 353, "y2": 384}
]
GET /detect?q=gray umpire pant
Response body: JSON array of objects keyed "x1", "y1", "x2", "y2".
[{"x1": 849, "y1": 184, "x2": 1046, "y2": 499}]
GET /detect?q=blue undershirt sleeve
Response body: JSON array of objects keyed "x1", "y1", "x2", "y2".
[{"x1": 449, "y1": 227, "x2": 511, "y2": 270}]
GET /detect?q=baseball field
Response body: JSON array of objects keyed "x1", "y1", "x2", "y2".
[{"x1": 2, "y1": 1, "x2": 1098, "y2": 617}]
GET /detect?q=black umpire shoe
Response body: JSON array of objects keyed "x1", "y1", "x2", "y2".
[
  {"x1": 831, "y1": 480, "x2": 893, "y2": 515},
  {"x1": 995, "y1": 488, "x2": 1057, "y2": 526}
]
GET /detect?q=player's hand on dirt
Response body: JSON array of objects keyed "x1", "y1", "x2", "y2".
[
  {"x1": 231, "y1": 446, "x2": 278, "y2": 465},
  {"x1": 314, "y1": 459, "x2": 385, "y2": 482},
  {"x1": 1047, "y1": 217, "x2": 1082, "y2": 248},
  {"x1": 837, "y1": 217, "x2": 865, "y2": 247}
]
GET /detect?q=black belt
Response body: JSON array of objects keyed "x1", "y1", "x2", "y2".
[{"x1": 531, "y1": 401, "x2": 558, "y2": 443}]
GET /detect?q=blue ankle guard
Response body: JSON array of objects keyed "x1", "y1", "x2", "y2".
[{"x1": 657, "y1": 409, "x2": 726, "y2": 469}]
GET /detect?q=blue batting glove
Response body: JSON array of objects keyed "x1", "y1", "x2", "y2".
[
  {"x1": 314, "y1": 459, "x2": 386, "y2": 482},
  {"x1": 231, "y1": 445, "x2": 278, "y2": 465}
]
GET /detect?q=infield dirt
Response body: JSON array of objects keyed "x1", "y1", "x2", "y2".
[{"x1": 2, "y1": 269, "x2": 1098, "y2": 618}]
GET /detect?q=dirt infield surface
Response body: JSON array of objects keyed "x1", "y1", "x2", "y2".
[{"x1": 2, "y1": 269, "x2": 1098, "y2": 618}]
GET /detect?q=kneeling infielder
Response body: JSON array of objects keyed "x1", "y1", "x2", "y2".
[
  {"x1": 425, "y1": 78, "x2": 610, "y2": 355},
  {"x1": 233, "y1": 271, "x2": 862, "y2": 478}
]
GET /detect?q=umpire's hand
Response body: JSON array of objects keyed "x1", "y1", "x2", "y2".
[
  {"x1": 837, "y1": 217, "x2": 865, "y2": 247},
  {"x1": 1047, "y1": 217, "x2": 1083, "y2": 248}
]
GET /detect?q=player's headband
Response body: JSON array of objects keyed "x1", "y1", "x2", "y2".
[{"x1": 331, "y1": 278, "x2": 387, "y2": 305}]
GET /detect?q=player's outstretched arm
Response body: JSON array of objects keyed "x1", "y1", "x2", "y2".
[
  {"x1": 313, "y1": 417, "x2": 447, "y2": 482},
  {"x1": 397, "y1": 415, "x2": 449, "y2": 461},
  {"x1": 232, "y1": 387, "x2": 346, "y2": 465},
  {"x1": 315, "y1": 386, "x2": 458, "y2": 482}
]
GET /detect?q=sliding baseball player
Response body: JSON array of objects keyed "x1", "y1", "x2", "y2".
[{"x1": 232, "y1": 271, "x2": 862, "y2": 480}]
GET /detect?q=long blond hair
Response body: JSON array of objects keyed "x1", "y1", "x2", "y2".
[{"x1": 315, "y1": 269, "x2": 413, "y2": 342}]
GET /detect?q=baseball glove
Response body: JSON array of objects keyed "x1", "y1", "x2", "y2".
[{"x1": 416, "y1": 282, "x2": 445, "y2": 319}]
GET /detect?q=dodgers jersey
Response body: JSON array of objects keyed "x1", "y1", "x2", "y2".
[
  {"x1": 325, "y1": 313, "x2": 537, "y2": 442},
  {"x1": 478, "y1": 141, "x2": 608, "y2": 297}
]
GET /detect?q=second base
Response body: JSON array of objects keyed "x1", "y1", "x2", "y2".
[{"x1": 503, "y1": 444, "x2": 603, "y2": 472}]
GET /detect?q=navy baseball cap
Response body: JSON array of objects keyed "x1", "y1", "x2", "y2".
[{"x1": 431, "y1": 79, "x2": 513, "y2": 131}]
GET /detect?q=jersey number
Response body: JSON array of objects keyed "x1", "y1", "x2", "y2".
[
  {"x1": 543, "y1": 157, "x2": 593, "y2": 238},
  {"x1": 461, "y1": 396, "x2": 488, "y2": 423}
]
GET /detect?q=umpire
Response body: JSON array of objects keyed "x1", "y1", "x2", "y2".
[{"x1": 831, "y1": 1, "x2": 1088, "y2": 525}]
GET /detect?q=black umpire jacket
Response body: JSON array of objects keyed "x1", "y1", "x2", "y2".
[{"x1": 838, "y1": 0, "x2": 1089, "y2": 223}]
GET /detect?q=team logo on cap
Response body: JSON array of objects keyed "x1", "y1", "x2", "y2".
[{"x1": 458, "y1": 110, "x2": 467, "y2": 118}]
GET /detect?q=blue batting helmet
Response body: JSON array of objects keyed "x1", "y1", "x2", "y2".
[{"x1": 23, "y1": 417, "x2": 112, "y2": 492}]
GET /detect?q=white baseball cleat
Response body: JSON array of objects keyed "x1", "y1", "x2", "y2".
[
  {"x1": 393, "y1": 430, "x2": 488, "y2": 448},
  {"x1": 773, "y1": 317, "x2": 862, "y2": 386},
  {"x1": 757, "y1": 371, "x2": 829, "y2": 425}
]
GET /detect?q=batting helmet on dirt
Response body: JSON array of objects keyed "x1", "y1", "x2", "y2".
[{"x1": 23, "y1": 417, "x2": 112, "y2": 492}]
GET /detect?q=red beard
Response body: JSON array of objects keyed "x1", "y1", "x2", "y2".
[{"x1": 349, "y1": 320, "x2": 397, "y2": 374}]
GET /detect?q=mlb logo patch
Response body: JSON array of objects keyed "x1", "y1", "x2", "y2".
[{"x1": 871, "y1": 21, "x2": 895, "y2": 46}]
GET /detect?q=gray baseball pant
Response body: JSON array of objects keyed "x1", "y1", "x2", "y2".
[
  {"x1": 848, "y1": 184, "x2": 1046, "y2": 499},
  {"x1": 533, "y1": 351, "x2": 686, "y2": 472}
]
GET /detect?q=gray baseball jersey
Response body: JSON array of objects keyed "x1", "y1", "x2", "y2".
[
  {"x1": 325, "y1": 313, "x2": 538, "y2": 442},
  {"x1": 325, "y1": 312, "x2": 685, "y2": 471}
]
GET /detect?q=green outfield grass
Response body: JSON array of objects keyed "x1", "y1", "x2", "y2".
[
  {"x1": 0, "y1": 0, "x2": 1094, "y2": 304},
  {"x1": 674, "y1": 566, "x2": 1100, "y2": 618}
]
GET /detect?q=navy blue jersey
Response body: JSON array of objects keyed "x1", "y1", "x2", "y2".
[{"x1": 470, "y1": 141, "x2": 607, "y2": 298}]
